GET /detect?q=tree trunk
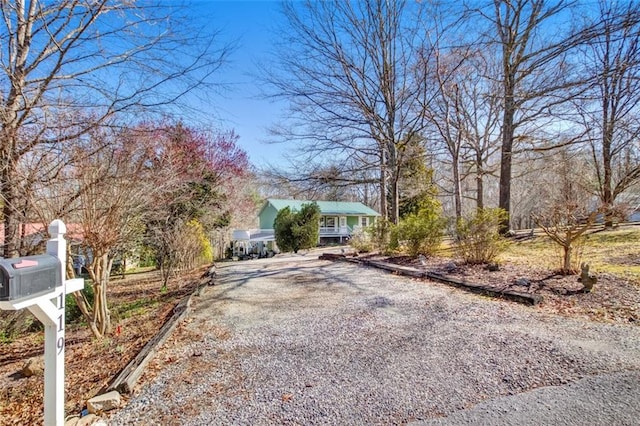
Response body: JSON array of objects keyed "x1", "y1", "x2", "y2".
[
  {"x1": 88, "y1": 253, "x2": 112, "y2": 337},
  {"x1": 453, "y1": 150, "x2": 462, "y2": 220},
  {"x1": 160, "y1": 251, "x2": 174, "y2": 291},
  {"x1": 498, "y1": 77, "x2": 515, "y2": 234},
  {"x1": 363, "y1": 179, "x2": 369, "y2": 206},
  {"x1": 379, "y1": 151, "x2": 388, "y2": 221},
  {"x1": 602, "y1": 93, "x2": 614, "y2": 228},
  {"x1": 386, "y1": 140, "x2": 400, "y2": 225},
  {"x1": 1, "y1": 164, "x2": 20, "y2": 258},
  {"x1": 562, "y1": 244, "x2": 572, "y2": 274},
  {"x1": 388, "y1": 176, "x2": 399, "y2": 225},
  {"x1": 476, "y1": 156, "x2": 484, "y2": 211}
]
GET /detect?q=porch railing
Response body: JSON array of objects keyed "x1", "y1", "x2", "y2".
[
  {"x1": 319, "y1": 225, "x2": 351, "y2": 235},
  {"x1": 233, "y1": 225, "x2": 355, "y2": 241}
]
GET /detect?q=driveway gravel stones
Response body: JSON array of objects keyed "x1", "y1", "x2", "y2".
[{"x1": 108, "y1": 252, "x2": 640, "y2": 425}]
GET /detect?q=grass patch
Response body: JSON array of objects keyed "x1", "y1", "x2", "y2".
[
  {"x1": 433, "y1": 239, "x2": 456, "y2": 257},
  {"x1": 413, "y1": 226, "x2": 640, "y2": 283},
  {"x1": 500, "y1": 226, "x2": 640, "y2": 282},
  {"x1": 113, "y1": 298, "x2": 160, "y2": 320},
  {"x1": 501, "y1": 238, "x2": 560, "y2": 270},
  {"x1": 586, "y1": 228, "x2": 640, "y2": 244},
  {"x1": 0, "y1": 330, "x2": 14, "y2": 344}
]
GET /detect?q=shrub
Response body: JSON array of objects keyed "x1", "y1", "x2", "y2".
[
  {"x1": 66, "y1": 281, "x2": 94, "y2": 325},
  {"x1": 274, "y1": 207, "x2": 296, "y2": 252},
  {"x1": 348, "y1": 226, "x2": 373, "y2": 252},
  {"x1": 455, "y1": 208, "x2": 509, "y2": 264},
  {"x1": 366, "y1": 217, "x2": 393, "y2": 253},
  {"x1": 188, "y1": 219, "x2": 213, "y2": 264},
  {"x1": 137, "y1": 245, "x2": 157, "y2": 268},
  {"x1": 393, "y1": 207, "x2": 446, "y2": 256},
  {"x1": 294, "y1": 202, "x2": 322, "y2": 250},
  {"x1": 274, "y1": 202, "x2": 321, "y2": 253}
]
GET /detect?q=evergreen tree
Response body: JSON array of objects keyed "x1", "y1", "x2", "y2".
[
  {"x1": 274, "y1": 207, "x2": 296, "y2": 252},
  {"x1": 274, "y1": 203, "x2": 321, "y2": 253}
]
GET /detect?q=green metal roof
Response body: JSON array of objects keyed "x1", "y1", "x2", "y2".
[{"x1": 263, "y1": 199, "x2": 380, "y2": 216}]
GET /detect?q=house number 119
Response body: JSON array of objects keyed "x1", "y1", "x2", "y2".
[{"x1": 57, "y1": 292, "x2": 65, "y2": 355}]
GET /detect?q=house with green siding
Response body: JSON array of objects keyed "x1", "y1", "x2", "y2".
[{"x1": 231, "y1": 199, "x2": 379, "y2": 256}]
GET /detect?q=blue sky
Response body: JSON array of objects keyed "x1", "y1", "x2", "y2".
[{"x1": 189, "y1": 0, "x2": 288, "y2": 166}]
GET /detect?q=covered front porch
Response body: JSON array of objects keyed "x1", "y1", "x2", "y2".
[{"x1": 319, "y1": 215, "x2": 369, "y2": 243}]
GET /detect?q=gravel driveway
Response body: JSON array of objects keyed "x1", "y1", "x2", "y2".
[{"x1": 109, "y1": 251, "x2": 640, "y2": 425}]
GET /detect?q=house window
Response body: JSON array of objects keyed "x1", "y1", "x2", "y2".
[
  {"x1": 339, "y1": 217, "x2": 346, "y2": 228},
  {"x1": 319, "y1": 217, "x2": 325, "y2": 227},
  {"x1": 326, "y1": 217, "x2": 336, "y2": 228},
  {"x1": 361, "y1": 216, "x2": 368, "y2": 227}
]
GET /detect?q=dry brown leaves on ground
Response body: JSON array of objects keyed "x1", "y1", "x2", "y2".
[
  {"x1": 0, "y1": 267, "x2": 205, "y2": 426},
  {"x1": 382, "y1": 255, "x2": 640, "y2": 325}
]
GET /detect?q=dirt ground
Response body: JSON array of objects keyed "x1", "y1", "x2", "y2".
[
  {"x1": 381, "y1": 254, "x2": 640, "y2": 325},
  {"x1": 0, "y1": 267, "x2": 205, "y2": 425}
]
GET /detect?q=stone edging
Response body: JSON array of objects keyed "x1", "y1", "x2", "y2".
[{"x1": 319, "y1": 254, "x2": 543, "y2": 306}]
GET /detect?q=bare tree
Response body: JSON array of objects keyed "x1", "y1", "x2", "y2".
[
  {"x1": 457, "y1": 55, "x2": 503, "y2": 212},
  {"x1": 421, "y1": 21, "x2": 503, "y2": 218},
  {"x1": 151, "y1": 218, "x2": 207, "y2": 290},
  {"x1": 0, "y1": 0, "x2": 230, "y2": 257},
  {"x1": 425, "y1": 45, "x2": 503, "y2": 219},
  {"x1": 427, "y1": 51, "x2": 468, "y2": 220},
  {"x1": 73, "y1": 128, "x2": 159, "y2": 337},
  {"x1": 260, "y1": 155, "x2": 383, "y2": 211},
  {"x1": 531, "y1": 148, "x2": 595, "y2": 273},
  {"x1": 25, "y1": 121, "x2": 251, "y2": 338},
  {"x1": 576, "y1": 1, "x2": 640, "y2": 225},
  {"x1": 477, "y1": 0, "x2": 588, "y2": 231},
  {"x1": 267, "y1": 0, "x2": 433, "y2": 223}
]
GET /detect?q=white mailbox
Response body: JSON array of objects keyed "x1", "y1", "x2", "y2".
[
  {"x1": 0, "y1": 220, "x2": 84, "y2": 426},
  {"x1": 0, "y1": 255, "x2": 62, "y2": 302}
]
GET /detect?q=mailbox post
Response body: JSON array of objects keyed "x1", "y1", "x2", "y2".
[{"x1": 0, "y1": 220, "x2": 84, "y2": 426}]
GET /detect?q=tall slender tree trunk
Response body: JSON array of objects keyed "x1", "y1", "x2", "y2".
[
  {"x1": 562, "y1": 244, "x2": 572, "y2": 274},
  {"x1": 363, "y1": 177, "x2": 369, "y2": 206},
  {"x1": 476, "y1": 152, "x2": 484, "y2": 211},
  {"x1": 602, "y1": 95, "x2": 614, "y2": 227},
  {"x1": 600, "y1": 23, "x2": 613, "y2": 228},
  {"x1": 453, "y1": 150, "x2": 462, "y2": 220},
  {"x1": 387, "y1": 141, "x2": 400, "y2": 224},
  {"x1": 379, "y1": 151, "x2": 388, "y2": 220},
  {"x1": 1, "y1": 163, "x2": 20, "y2": 258},
  {"x1": 389, "y1": 175, "x2": 399, "y2": 224},
  {"x1": 498, "y1": 74, "x2": 516, "y2": 233},
  {"x1": 453, "y1": 89, "x2": 463, "y2": 220}
]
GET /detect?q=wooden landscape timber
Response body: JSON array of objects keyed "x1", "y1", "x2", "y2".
[
  {"x1": 320, "y1": 254, "x2": 543, "y2": 306},
  {"x1": 106, "y1": 280, "x2": 208, "y2": 395}
]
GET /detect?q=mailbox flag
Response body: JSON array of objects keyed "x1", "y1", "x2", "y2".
[{"x1": 13, "y1": 259, "x2": 38, "y2": 269}]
